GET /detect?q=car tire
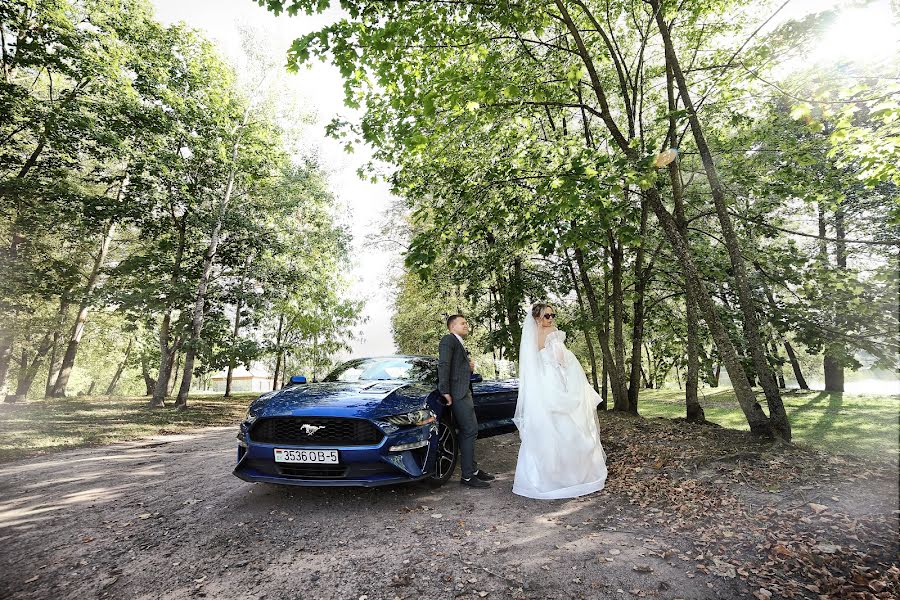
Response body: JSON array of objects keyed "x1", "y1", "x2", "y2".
[{"x1": 426, "y1": 418, "x2": 458, "y2": 487}]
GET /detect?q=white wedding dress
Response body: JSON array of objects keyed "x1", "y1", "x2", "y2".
[{"x1": 512, "y1": 317, "x2": 607, "y2": 500}]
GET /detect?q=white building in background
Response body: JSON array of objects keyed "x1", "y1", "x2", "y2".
[{"x1": 209, "y1": 365, "x2": 274, "y2": 393}]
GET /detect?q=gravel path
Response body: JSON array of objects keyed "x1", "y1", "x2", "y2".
[{"x1": 0, "y1": 427, "x2": 749, "y2": 599}]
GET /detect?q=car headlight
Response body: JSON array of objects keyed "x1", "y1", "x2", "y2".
[
  {"x1": 243, "y1": 409, "x2": 258, "y2": 425},
  {"x1": 385, "y1": 409, "x2": 435, "y2": 427}
]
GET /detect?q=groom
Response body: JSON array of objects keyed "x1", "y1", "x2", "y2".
[{"x1": 438, "y1": 314, "x2": 495, "y2": 488}]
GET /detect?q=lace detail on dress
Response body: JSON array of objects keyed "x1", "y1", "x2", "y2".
[{"x1": 540, "y1": 330, "x2": 569, "y2": 390}]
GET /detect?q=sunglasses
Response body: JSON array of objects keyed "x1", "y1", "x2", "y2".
[{"x1": 542, "y1": 313, "x2": 557, "y2": 320}]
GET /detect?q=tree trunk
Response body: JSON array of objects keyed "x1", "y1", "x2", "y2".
[
  {"x1": 760, "y1": 282, "x2": 811, "y2": 391},
  {"x1": 175, "y1": 201, "x2": 228, "y2": 409},
  {"x1": 151, "y1": 218, "x2": 187, "y2": 408},
  {"x1": 652, "y1": 6, "x2": 788, "y2": 439},
  {"x1": 657, "y1": 363, "x2": 672, "y2": 389},
  {"x1": 0, "y1": 331, "x2": 14, "y2": 396},
  {"x1": 6, "y1": 299, "x2": 70, "y2": 402},
  {"x1": 608, "y1": 232, "x2": 630, "y2": 412},
  {"x1": 600, "y1": 253, "x2": 609, "y2": 410},
  {"x1": 169, "y1": 351, "x2": 182, "y2": 396},
  {"x1": 141, "y1": 351, "x2": 156, "y2": 397},
  {"x1": 272, "y1": 314, "x2": 284, "y2": 391},
  {"x1": 783, "y1": 340, "x2": 809, "y2": 390},
  {"x1": 10, "y1": 331, "x2": 56, "y2": 402},
  {"x1": 105, "y1": 337, "x2": 134, "y2": 396},
  {"x1": 666, "y1": 59, "x2": 704, "y2": 423},
  {"x1": 644, "y1": 186, "x2": 771, "y2": 436},
  {"x1": 642, "y1": 342, "x2": 656, "y2": 389},
  {"x1": 771, "y1": 342, "x2": 786, "y2": 389},
  {"x1": 50, "y1": 221, "x2": 115, "y2": 397},
  {"x1": 600, "y1": 355, "x2": 608, "y2": 409},
  {"x1": 626, "y1": 200, "x2": 649, "y2": 414},
  {"x1": 824, "y1": 204, "x2": 847, "y2": 391},
  {"x1": 44, "y1": 329, "x2": 61, "y2": 397},
  {"x1": 824, "y1": 354, "x2": 844, "y2": 392},
  {"x1": 151, "y1": 311, "x2": 174, "y2": 408},
  {"x1": 176, "y1": 108, "x2": 249, "y2": 410},
  {"x1": 573, "y1": 246, "x2": 627, "y2": 410},
  {"x1": 564, "y1": 248, "x2": 600, "y2": 392},
  {"x1": 225, "y1": 255, "x2": 252, "y2": 398},
  {"x1": 499, "y1": 259, "x2": 524, "y2": 356},
  {"x1": 817, "y1": 202, "x2": 844, "y2": 391}
]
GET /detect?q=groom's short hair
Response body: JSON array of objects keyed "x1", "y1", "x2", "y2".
[{"x1": 446, "y1": 314, "x2": 465, "y2": 329}]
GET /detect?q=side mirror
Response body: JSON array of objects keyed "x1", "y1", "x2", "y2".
[
  {"x1": 289, "y1": 375, "x2": 307, "y2": 385},
  {"x1": 470, "y1": 373, "x2": 483, "y2": 383}
]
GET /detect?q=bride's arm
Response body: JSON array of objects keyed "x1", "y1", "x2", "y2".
[{"x1": 548, "y1": 331, "x2": 568, "y2": 367}]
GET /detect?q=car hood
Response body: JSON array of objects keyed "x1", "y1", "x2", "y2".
[{"x1": 251, "y1": 381, "x2": 430, "y2": 420}]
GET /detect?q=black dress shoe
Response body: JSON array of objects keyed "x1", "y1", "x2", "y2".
[
  {"x1": 473, "y1": 469, "x2": 495, "y2": 481},
  {"x1": 460, "y1": 476, "x2": 490, "y2": 488}
]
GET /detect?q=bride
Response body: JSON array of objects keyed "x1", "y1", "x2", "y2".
[{"x1": 512, "y1": 303, "x2": 608, "y2": 499}]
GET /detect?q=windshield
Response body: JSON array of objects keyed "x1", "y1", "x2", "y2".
[{"x1": 324, "y1": 358, "x2": 437, "y2": 383}]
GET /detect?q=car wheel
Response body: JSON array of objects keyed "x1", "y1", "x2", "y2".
[{"x1": 427, "y1": 418, "x2": 458, "y2": 487}]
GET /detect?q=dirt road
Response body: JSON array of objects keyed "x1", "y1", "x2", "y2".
[
  {"x1": 3, "y1": 416, "x2": 897, "y2": 599},
  {"x1": 0, "y1": 426, "x2": 753, "y2": 600}
]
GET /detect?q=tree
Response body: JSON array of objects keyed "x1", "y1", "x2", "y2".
[{"x1": 1, "y1": 0, "x2": 162, "y2": 400}]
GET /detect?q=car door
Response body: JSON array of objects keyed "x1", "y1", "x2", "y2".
[{"x1": 472, "y1": 378, "x2": 518, "y2": 437}]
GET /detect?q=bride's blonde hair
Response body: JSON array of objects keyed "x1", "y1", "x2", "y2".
[{"x1": 531, "y1": 303, "x2": 552, "y2": 319}]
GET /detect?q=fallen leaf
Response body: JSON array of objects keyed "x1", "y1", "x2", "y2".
[
  {"x1": 772, "y1": 544, "x2": 791, "y2": 557},
  {"x1": 633, "y1": 564, "x2": 653, "y2": 573}
]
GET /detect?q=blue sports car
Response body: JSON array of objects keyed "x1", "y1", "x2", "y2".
[{"x1": 233, "y1": 356, "x2": 518, "y2": 487}]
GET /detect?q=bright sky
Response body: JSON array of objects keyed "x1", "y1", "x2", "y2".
[{"x1": 151, "y1": 0, "x2": 398, "y2": 357}]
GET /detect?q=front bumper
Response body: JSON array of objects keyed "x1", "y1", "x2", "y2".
[{"x1": 233, "y1": 419, "x2": 439, "y2": 487}]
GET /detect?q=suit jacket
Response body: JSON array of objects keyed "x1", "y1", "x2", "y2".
[{"x1": 437, "y1": 333, "x2": 472, "y2": 400}]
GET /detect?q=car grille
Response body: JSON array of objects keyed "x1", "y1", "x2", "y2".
[
  {"x1": 250, "y1": 417, "x2": 384, "y2": 446},
  {"x1": 278, "y1": 465, "x2": 349, "y2": 479}
]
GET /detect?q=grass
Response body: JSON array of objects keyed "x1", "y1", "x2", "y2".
[
  {"x1": 1, "y1": 388, "x2": 896, "y2": 464},
  {"x1": 637, "y1": 387, "x2": 900, "y2": 460},
  {"x1": 0, "y1": 393, "x2": 256, "y2": 463}
]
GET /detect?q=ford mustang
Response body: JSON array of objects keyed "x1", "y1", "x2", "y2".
[{"x1": 233, "y1": 355, "x2": 518, "y2": 487}]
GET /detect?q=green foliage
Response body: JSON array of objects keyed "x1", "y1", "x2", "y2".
[
  {"x1": 0, "y1": 1, "x2": 362, "y2": 399},
  {"x1": 261, "y1": 0, "x2": 897, "y2": 416}
]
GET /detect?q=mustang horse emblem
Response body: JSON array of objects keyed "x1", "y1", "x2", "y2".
[{"x1": 300, "y1": 424, "x2": 325, "y2": 436}]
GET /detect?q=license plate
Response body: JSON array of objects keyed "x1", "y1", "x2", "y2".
[{"x1": 273, "y1": 449, "x2": 339, "y2": 464}]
